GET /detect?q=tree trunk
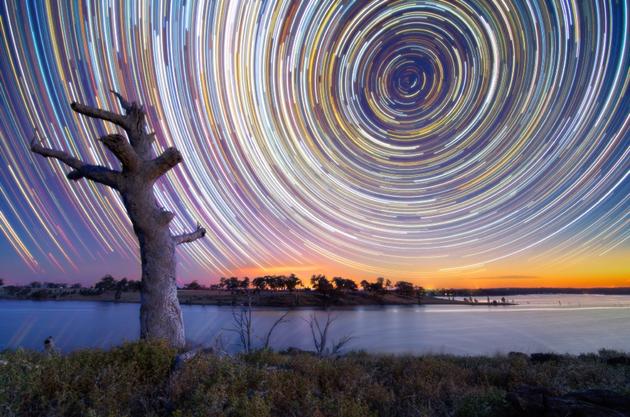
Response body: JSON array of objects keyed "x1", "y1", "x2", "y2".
[
  {"x1": 139, "y1": 232, "x2": 183, "y2": 347},
  {"x1": 123, "y1": 185, "x2": 185, "y2": 348},
  {"x1": 30, "y1": 91, "x2": 206, "y2": 349}
]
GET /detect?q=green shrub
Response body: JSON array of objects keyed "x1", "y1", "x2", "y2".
[
  {"x1": 0, "y1": 341, "x2": 176, "y2": 417},
  {"x1": 454, "y1": 387, "x2": 508, "y2": 417},
  {"x1": 1, "y1": 343, "x2": 628, "y2": 417}
]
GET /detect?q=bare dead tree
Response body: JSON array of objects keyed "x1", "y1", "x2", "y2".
[
  {"x1": 30, "y1": 91, "x2": 206, "y2": 348},
  {"x1": 228, "y1": 295, "x2": 254, "y2": 353},
  {"x1": 226, "y1": 292, "x2": 291, "y2": 353},
  {"x1": 305, "y1": 312, "x2": 353, "y2": 357},
  {"x1": 262, "y1": 311, "x2": 290, "y2": 350}
]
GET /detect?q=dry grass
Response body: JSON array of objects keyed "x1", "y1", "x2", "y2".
[{"x1": 1, "y1": 342, "x2": 628, "y2": 417}]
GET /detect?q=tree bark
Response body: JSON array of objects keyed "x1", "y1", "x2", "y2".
[
  {"x1": 121, "y1": 184, "x2": 185, "y2": 347},
  {"x1": 30, "y1": 92, "x2": 206, "y2": 348}
]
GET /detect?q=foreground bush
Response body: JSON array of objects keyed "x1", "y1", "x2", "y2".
[{"x1": 1, "y1": 342, "x2": 629, "y2": 417}]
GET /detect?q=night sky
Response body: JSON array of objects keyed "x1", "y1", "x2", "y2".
[{"x1": 0, "y1": 1, "x2": 628, "y2": 288}]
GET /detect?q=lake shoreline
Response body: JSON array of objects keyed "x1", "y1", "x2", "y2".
[{"x1": 0, "y1": 288, "x2": 516, "y2": 307}]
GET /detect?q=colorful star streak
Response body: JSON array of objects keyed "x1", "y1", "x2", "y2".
[{"x1": 0, "y1": 1, "x2": 628, "y2": 287}]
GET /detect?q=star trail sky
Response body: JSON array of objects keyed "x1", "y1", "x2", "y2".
[{"x1": 0, "y1": 1, "x2": 628, "y2": 287}]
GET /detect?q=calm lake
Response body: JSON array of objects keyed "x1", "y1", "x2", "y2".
[{"x1": 1, "y1": 294, "x2": 629, "y2": 355}]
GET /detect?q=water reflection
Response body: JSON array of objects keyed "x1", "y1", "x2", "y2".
[{"x1": 1, "y1": 294, "x2": 629, "y2": 355}]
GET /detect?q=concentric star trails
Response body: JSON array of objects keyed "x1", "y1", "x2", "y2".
[{"x1": 0, "y1": 0, "x2": 627, "y2": 284}]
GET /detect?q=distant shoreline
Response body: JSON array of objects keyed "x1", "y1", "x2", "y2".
[
  {"x1": 0, "y1": 289, "x2": 517, "y2": 307},
  {"x1": 3, "y1": 286, "x2": 630, "y2": 307},
  {"x1": 445, "y1": 287, "x2": 630, "y2": 296}
]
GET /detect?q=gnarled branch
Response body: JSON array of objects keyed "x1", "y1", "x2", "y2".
[
  {"x1": 99, "y1": 133, "x2": 140, "y2": 171},
  {"x1": 146, "y1": 147, "x2": 182, "y2": 179},
  {"x1": 30, "y1": 135, "x2": 119, "y2": 188},
  {"x1": 110, "y1": 89, "x2": 133, "y2": 112},
  {"x1": 70, "y1": 101, "x2": 127, "y2": 128},
  {"x1": 173, "y1": 222, "x2": 206, "y2": 245},
  {"x1": 71, "y1": 92, "x2": 146, "y2": 133},
  {"x1": 66, "y1": 165, "x2": 120, "y2": 187},
  {"x1": 109, "y1": 90, "x2": 147, "y2": 133},
  {"x1": 72, "y1": 92, "x2": 153, "y2": 159}
]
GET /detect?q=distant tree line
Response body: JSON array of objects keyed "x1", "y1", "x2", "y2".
[
  {"x1": 93, "y1": 275, "x2": 142, "y2": 300},
  {"x1": 183, "y1": 275, "x2": 304, "y2": 292},
  {"x1": 182, "y1": 274, "x2": 426, "y2": 298},
  {"x1": 0, "y1": 275, "x2": 141, "y2": 300},
  {"x1": 1, "y1": 274, "x2": 431, "y2": 300}
]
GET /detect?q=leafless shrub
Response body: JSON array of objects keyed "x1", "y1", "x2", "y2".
[
  {"x1": 305, "y1": 312, "x2": 353, "y2": 357},
  {"x1": 227, "y1": 295, "x2": 253, "y2": 352},
  {"x1": 225, "y1": 292, "x2": 291, "y2": 353},
  {"x1": 262, "y1": 311, "x2": 290, "y2": 350}
]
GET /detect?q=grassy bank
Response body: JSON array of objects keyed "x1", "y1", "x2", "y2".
[{"x1": 1, "y1": 342, "x2": 629, "y2": 417}]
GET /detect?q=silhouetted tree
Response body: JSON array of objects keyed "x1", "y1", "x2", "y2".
[
  {"x1": 219, "y1": 277, "x2": 234, "y2": 289},
  {"x1": 30, "y1": 91, "x2": 206, "y2": 348},
  {"x1": 266, "y1": 275, "x2": 284, "y2": 291},
  {"x1": 394, "y1": 281, "x2": 414, "y2": 295},
  {"x1": 241, "y1": 277, "x2": 250, "y2": 290},
  {"x1": 360, "y1": 277, "x2": 390, "y2": 293},
  {"x1": 127, "y1": 280, "x2": 142, "y2": 292},
  {"x1": 376, "y1": 277, "x2": 392, "y2": 290},
  {"x1": 219, "y1": 277, "x2": 249, "y2": 291},
  {"x1": 284, "y1": 274, "x2": 302, "y2": 291},
  {"x1": 95, "y1": 275, "x2": 117, "y2": 292},
  {"x1": 252, "y1": 277, "x2": 268, "y2": 291},
  {"x1": 184, "y1": 280, "x2": 203, "y2": 290},
  {"x1": 333, "y1": 277, "x2": 357, "y2": 291},
  {"x1": 114, "y1": 278, "x2": 128, "y2": 300},
  {"x1": 415, "y1": 286, "x2": 426, "y2": 299},
  {"x1": 310, "y1": 275, "x2": 334, "y2": 295}
]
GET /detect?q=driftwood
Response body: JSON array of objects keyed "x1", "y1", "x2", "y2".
[{"x1": 30, "y1": 91, "x2": 206, "y2": 348}]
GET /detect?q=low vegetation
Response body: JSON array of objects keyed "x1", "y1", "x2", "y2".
[{"x1": 1, "y1": 342, "x2": 629, "y2": 417}]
